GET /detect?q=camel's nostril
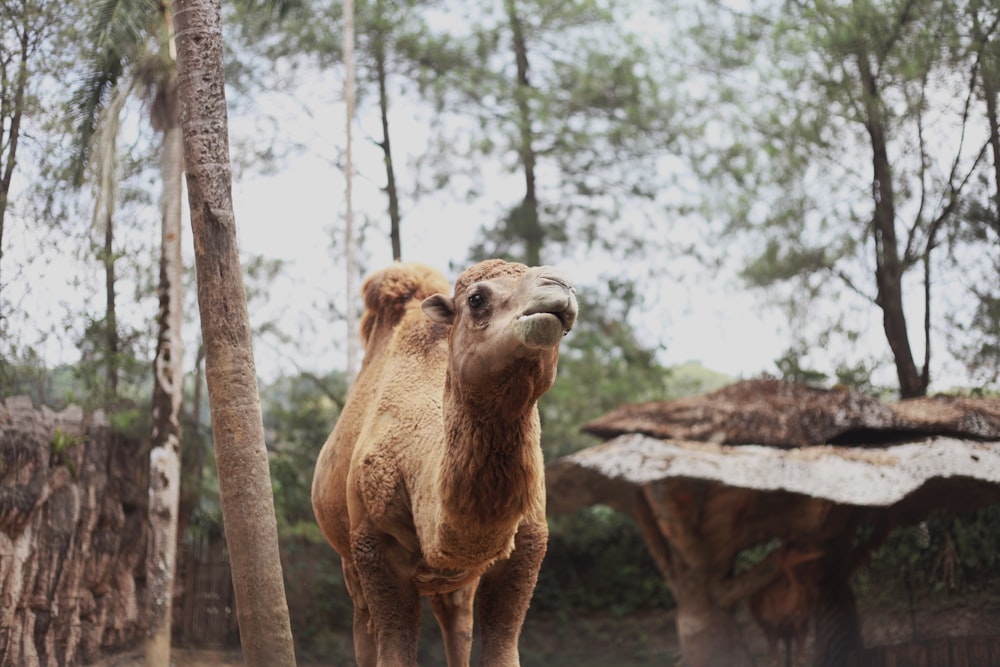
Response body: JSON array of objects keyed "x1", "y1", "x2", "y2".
[{"x1": 539, "y1": 274, "x2": 574, "y2": 292}]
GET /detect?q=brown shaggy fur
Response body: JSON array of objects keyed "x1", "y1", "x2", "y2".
[{"x1": 312, "y1": 260, "x2": 577, "y2": 667}]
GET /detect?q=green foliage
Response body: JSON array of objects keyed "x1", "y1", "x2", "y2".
[
  {"x1": 73, "y1": 313, "x2": 151, "y2": 410},
  {"x1": 50, "y1": 426, "x2": 83, "y2": 454},
  {"x1": 263, "y1": 371, "x2": 346, "y2": 526},
  {"x1": 50, "y1": 427, "x2": 83, "y2": 478},
  {"x1": 256, "y1": 370, "x2": 353, "y2": 658},
  {"x1": 540, "y1": 284, "x2": 673, "y2": 458},
  {"x1": 541, "y1": 280, "x2": 732, "y2": 459},
  {"x1": 457, "y1": 0, "x2": 677, "y2": 268},
  {"x1": 774, "y1": 345, "x2": 830, "y2": 389},
  {"x1": 108, "y1": 405, "x2": 150, "y2": 438},
  {"x1": 681, "y1": 0, "x2": 1000, "y2": 393},
  {"x1": 857, "y1": 508, "x2": 1000, "y2": 604},
  {"x1": 536, "y1": 506, "x2": 673, "y2": 616},
  {"x1": 278, "y1": 528, "x2": 354, "y2": 661},
  {"x1": 1, "y1": 346, "x2": 59, "y2": 405}
]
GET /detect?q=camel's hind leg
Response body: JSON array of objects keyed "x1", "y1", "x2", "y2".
[
  {"x1": 342, "y1": 561, "x2": 377, "y2": 667},
  {"x1": 476, "y1": 521, "x2": 547, "y2": 667},
  {"x1": 430, "y1": 580, "x2": 479, "y2": 667}
]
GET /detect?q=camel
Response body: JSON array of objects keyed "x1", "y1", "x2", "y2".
[
  {"x1": 311, "y1": 259, "x2": 578, "y2": 667},
  {"x1": 750, "y1": 544, "x2": 824, "y2": 667}
]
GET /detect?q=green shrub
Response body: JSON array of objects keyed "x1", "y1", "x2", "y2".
[{"x1": 534, "y1": 505, "x2": 674, "y2": 616}]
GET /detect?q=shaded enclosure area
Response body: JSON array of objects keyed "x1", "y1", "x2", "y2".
[
  {"x1": 174, "y1": 538, "x2": 238, "y2": 648},
  {"x1": 850, "y1": 635, "x2": 1000, "y2": 666},
  {"x1": 547, "y1": 379, "x2": 1000, "y2": 667},
  {"x1": 0, "y1": 397, "x2": 150, "y2": 666}
]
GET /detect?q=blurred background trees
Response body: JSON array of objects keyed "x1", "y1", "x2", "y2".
[
  {"x1": 2, "y1": 0, "x2": 999, "y2": 661},
  {"x1": 679, "y1": 0, "x2": 1000, "y2": 396}
]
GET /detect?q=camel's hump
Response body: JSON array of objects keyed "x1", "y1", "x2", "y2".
[{"x1": 360, "y1": 262, "x2": 451, "y2": 345}]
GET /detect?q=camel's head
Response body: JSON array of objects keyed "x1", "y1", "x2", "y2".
[{"x1": 421, "y1": 259, "x2": 578, "y2": 391}]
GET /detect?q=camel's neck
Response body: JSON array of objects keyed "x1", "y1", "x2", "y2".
[{"x1": 439, "y1": 372, "x2": 543, "y2": 526}]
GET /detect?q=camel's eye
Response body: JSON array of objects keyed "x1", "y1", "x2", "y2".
[{"x1": 468, "y1": 293, "x2": 486, "y2": 310}]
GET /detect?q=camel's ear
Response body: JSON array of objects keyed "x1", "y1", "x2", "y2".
[{"x1": 421, "y1": 294, "x2": 455, "y2": 324}]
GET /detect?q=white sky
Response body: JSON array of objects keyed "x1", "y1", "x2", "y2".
[
  {"x1": 4, "y1": 76, "x2": 898, "y2": 392},
  {"x1": 6, "y1": 14, "x2": 949, "y2": 394},
  {"x1": 226, "y1": 156, "x2": 830, "y2": 386}
]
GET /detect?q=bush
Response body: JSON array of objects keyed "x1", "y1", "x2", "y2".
[{"x1": 534, "y1": 505, "x2": 673, "y2": 617}]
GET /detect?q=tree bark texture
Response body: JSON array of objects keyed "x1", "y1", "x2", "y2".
[
  {"x1": 145, "y1": 82, "x2": 185, "y2": 667},
  {"x1": 641, "y1": 482, "x2": 755, "y2": 667},
  {"x1": 173, "y1": 1, "x2": 297, "y2": 665},
  {"x1": 0, "y1": 397, "x2": 149, "y2": 667}
]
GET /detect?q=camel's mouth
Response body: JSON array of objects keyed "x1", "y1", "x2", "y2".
[
  {"x1": 513, "y1": 311, "x2": 570, "y2": 350},
  {"x1": 517, "y1": 311, "x2": 572, "y2": 333}
]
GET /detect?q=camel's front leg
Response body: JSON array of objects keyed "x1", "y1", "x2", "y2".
[
  {"x1": 352, "y1": 524, "x2": 421, "y2": 666},
  {"x1": 475, "y1": 521, "x2": 547, "y2": 667},
  {"x1": 430, "y1": 579, "x2": 479, "y2": 667}
]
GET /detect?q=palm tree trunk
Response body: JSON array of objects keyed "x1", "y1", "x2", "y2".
[
  {"x1": 146, "y1": 79, "x2": 185, "y2": 667},
  {"x1": 173, "y1": 1, "x2": 296, "y2": 664}
]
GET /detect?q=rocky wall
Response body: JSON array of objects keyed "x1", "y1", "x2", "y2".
[{"x1": 0, "y1": 397, "x2": 149, "y2": 667}]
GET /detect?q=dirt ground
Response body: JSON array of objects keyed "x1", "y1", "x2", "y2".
[{"x1": 91, "y1": 596, "x2": 1000, "y2": 667}]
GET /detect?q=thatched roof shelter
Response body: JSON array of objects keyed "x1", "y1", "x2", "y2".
[
  {"x1": 580, "y1": 377, "x2": 1000, "y2": 446},
  {"x1": 544, "y1": 379, "x2": 1000, "y2": 667}
]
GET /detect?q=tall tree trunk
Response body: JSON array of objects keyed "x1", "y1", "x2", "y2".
[
  {"x1": 344, "y1": 0, "x2": 359, "y2": 383},
  {"x1": 104, "y1": 213, "x2": 119, "y2": 400},
  {"x1": 969, "y1": 8, "x2": 1000, "y2": 227},
  {"x1": 0, "y1": 10, "x2": 30, "y2": 325},
  {"x1": 672, "y1": 587, "x2": 754, "y2": 667},
  {"x1": 639, "y1": 484, "x2": 755, "y2": 667},
  {"x1": 177, "y1": 344, "x2": 206, "y2": 546},
  {"x1": 173, "y1": 1, "x2": 297, "y2": 665},
  {"x1": 856, "y1": 48, "x2": 926, "y2": 398},
  {"x1": 92, "y1": 82, "x2": 133, "y2": 408},
  {"x1": 146, "y1": 77, "x2": 185, "y2": 667},
  {"x1": 504, "y1": 0, "x2": 543, "y2": 266},
  {"x1": 373, "y1": 4, "x2": 402, "y2": 261},
  {"x1": 982, "y1": 49, "x2": 1000, "y2": 235}
]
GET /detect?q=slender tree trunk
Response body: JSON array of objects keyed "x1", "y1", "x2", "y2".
[
  {"x1": 177, "y1": 345, "x2": 206, "y2": 546},
  {"x1": 983, "y1": 55, "x2": 1000, "y2": 228},
  {"x1": 504, "y1": 0, "x2": 543, "y2": 266},
  {"x1": 0, "y1": 15, "x2": 30, "y2": 324},
  {"x1": 970, "y1": 9, "x2": 1000, "y2": 228},
  {"x1": 173, "y1": 1, "x2": 296, "y2": 664},
  {"x1": 104, "y1": 213, "x2": 119, "y2": 400},
  {"x1": 373, "y1": 5, "x2": 402, "y2": 261},
  {"x1": 344, "y1": 0, "x2": 359, "y2": 383},
  {"x1": 856, "y1": 49, "x2": 925, "y2": 398},
  {"x1": 92, "y1": 82, "x2": 131, "y2": 408},
  {"x1": 146, "y1": 78, "x2": 185, "y2": 667}
]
